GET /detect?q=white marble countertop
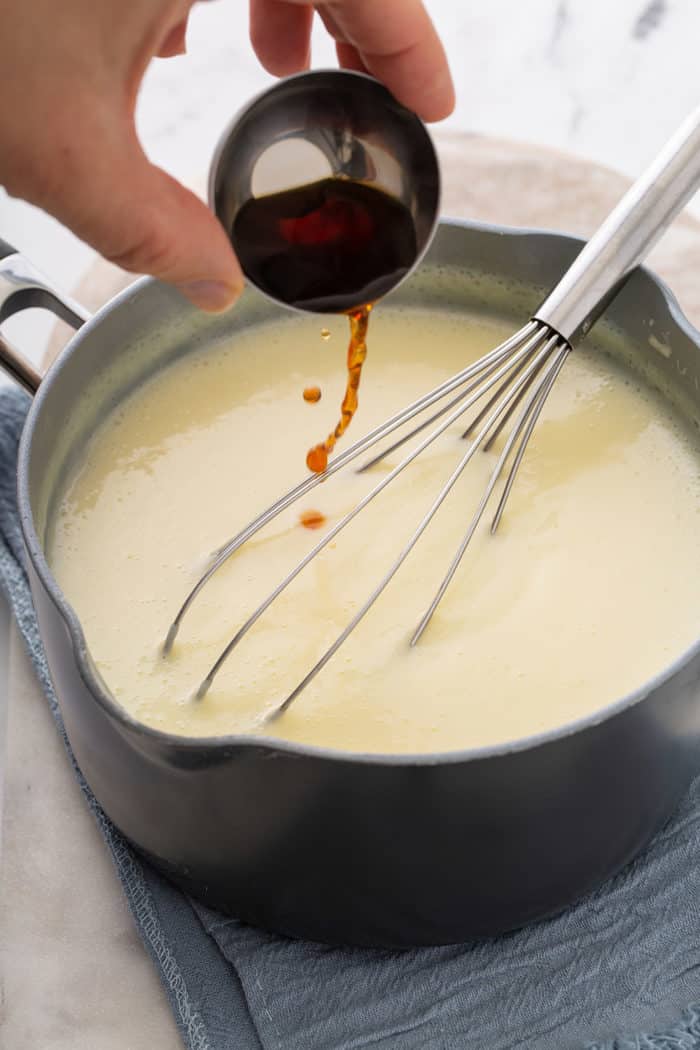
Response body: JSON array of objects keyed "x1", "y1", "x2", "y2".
[{"x1": 3, "y1": 1, "x2": 700, "y2": 1047}]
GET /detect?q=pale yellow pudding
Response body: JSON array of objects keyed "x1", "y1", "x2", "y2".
[{"x1": 49, "y1": 308, "x2": 700, "y2": 753}]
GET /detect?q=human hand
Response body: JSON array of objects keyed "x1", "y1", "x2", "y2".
[
  {"x1": 0, "y1": 1, "x2": 453, "y2": 313},
  {"x1": 249, "y1": 0, "x2": 455, "y2": 123},
  {"x1": 1, "y1": 0, "x2": 242, "y2": 311}
]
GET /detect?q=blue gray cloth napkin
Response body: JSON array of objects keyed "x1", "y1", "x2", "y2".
[{"x1": 1, "y1": 383, "x2": 700, "y2": 1050}]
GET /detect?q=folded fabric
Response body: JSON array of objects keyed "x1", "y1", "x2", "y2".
[{"x1": 1, "y1": 384, "x2": 699, "y2": 1050}]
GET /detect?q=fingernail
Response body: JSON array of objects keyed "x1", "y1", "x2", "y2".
[{"x1": 177, "y1": 280, "x2": 241, "y2": 312}]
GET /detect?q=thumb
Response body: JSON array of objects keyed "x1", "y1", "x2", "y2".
[{"x1": 48, "y1": 126, "x2": 243, "y2": 313}]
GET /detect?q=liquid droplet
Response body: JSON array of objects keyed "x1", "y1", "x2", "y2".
[
  {"x1": 299, "y1": 509, "x2": 326, "y2": 530},
  {"x1": 306, "y1": 444, "x2": 328, "y2": 473},
  {"x1": 321, "y1": 328, "x2": 331, "y2": 341},
  {"x1": 303, "y1": 386, "x2": 322, "y2": 403}
]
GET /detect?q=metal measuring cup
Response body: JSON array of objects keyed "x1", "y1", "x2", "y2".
[{"x1": 208, "y1": 69, "x2": 441, "y2": 314}]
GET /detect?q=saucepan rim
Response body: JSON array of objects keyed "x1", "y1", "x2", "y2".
[{"x1": 17, "y1": 216, "x2": 700, "y2": 767}]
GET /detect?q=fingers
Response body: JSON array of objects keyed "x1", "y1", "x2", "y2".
[
  {"x1": 104, "y1": 161, "x2": 243, "y2": 312},
  {"x1": 0, "y1": 0, "x2": 242, "y2": 312},
  {"x1": 155, "y1": 2, "x2": 215, "y2": 59},
  {"x1": 31, "y1": 118, "x2": 243, "y2": 312},
  {"x1": 250, "y1": 0, "x2": 454, "y2": 122},
  {"x1": 156, "y1": 19, "x2": 189, "y2": 58},
  {"x1": 101, "y1": 158, "x2": 243, "y2": 311},
  {"x1": 334, "y1": 41, "x2": 368, "y2": 76},
  {"x1": 249, "y1": 0, "x2": 314, "y2": 76},
  {"x1": 319, "y1": 0, "x2": 454, "y2": 122}
]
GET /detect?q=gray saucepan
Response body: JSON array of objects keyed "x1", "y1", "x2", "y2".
[{"x1": 1, "y1": 219, "x2": 699, "y2": 947}]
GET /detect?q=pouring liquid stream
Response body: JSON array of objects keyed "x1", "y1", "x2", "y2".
[
  {"x1": 232, "y1": 176, "x2": 417, "y2": 474},
  {"x1": 306, "y1": 305, "x2": 371, "y2": 474}
]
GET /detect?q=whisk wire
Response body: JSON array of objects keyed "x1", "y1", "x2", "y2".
[
  {"x1": 196, "y1": 322, "x2": 550, "y2": 699},
  {"x1": 164, "y1": 321, "x2": 539, "y2": 654},
  {"x1": 162, "y1": 102, "x2": 700, "y2": 721},
  {"x1": 460, "y1": 344, "x2": 540, "y2": 441},
  {"x1": 356, "y1": 330, "x2": 536, "y2": 473},
  {"x1": 479, "y1": 346, "x2": 554, "y2": 451},
  {"x1": 264, "y1": 326, "x2": 560, "y2": 721},
  {"x1": 410, "y1": 338, "x2": 568, "y2": 645},
  {"x1": 490, "y1": 344, "x2": 570, "y2": 533}
]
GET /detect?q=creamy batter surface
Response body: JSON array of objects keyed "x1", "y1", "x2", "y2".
[{"x1": 49, "y1": 308, "x2": 700, "y2": 752}]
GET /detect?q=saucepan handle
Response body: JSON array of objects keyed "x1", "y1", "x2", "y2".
[
  {"x1": 0, "y1": 237, "x2": 20, "y2": 261},
  {"x1": 0, "y1": 239, "x2": 91, "y2": 395}
]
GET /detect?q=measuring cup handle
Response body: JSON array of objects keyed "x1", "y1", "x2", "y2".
[{"x1": 0, "y1": 241, "x2": 90, "y2": 394}]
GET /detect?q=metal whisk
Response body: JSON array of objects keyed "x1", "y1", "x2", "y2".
[{"x1": 165, "y1": 104, "x2": 700, "y2": 719}]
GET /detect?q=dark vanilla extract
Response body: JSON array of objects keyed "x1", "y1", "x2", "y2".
[
  {"x1": 232, "y1": 177, "x2": 416, "y2": 313},
  {"x1": 233, "y1": 177, "x2": 417, "y2": 476},
  {"x1": 299, "y1": 509, "x2": 327, "y2": 530},
  {"x1": 306, "y1": 305, "x2": 370, "y2": 474}
]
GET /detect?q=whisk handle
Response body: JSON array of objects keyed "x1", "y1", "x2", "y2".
[{"x1": 535, "y1": 104, "x2": 700, "y2": 343}]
